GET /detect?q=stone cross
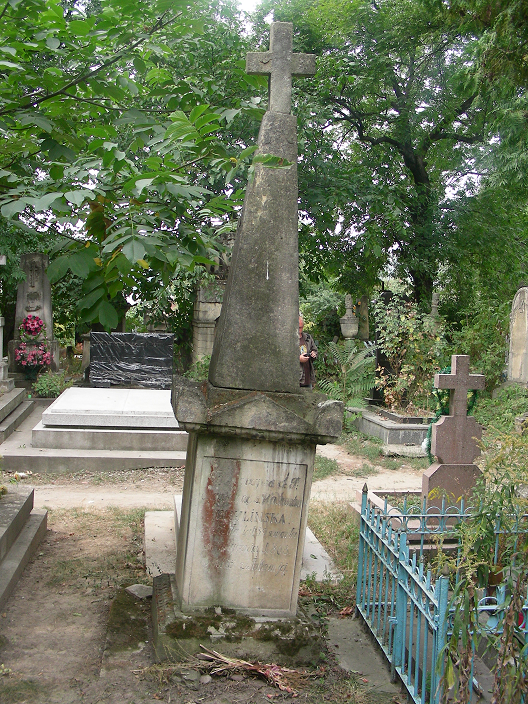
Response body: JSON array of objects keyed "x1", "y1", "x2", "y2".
[
  {"x1": 422, "y1": 354, "x2": 485, "y2": 504},
  {"x1": 208, "y1": 23, "x2": 316, "y2": 393},
  {"x1": 435, "y1": 355, "x2": 485, "y2": 418},
  {"x1": 246, "y1": 23, "x2": 316, "y2": 114}
]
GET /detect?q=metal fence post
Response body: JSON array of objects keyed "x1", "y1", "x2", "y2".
[{"x1": 432, "y1": 576, "x2": 449, "y2": 704}]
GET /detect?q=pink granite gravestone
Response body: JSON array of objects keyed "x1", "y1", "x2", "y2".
[{"x1": 422, "y1": 355, "x2": 485, "y2": 504}]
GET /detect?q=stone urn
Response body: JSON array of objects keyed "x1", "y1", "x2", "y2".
[{"x1": 340, "y1": 294, "x2": 359, "y2": 339}]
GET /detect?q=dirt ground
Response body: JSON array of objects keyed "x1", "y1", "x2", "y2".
[{"x1": 0, "y1": 453, "x2": 418, "y2": 704}]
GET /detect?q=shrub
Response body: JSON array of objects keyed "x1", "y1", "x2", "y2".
[
  {"x1": 317, "y1": 339, "x2": 375, "y2": 406},
  {"x1": 448, "y1": 298, "x2": 510, "y2": 391},
  {"x1": 183, "y1": 355, "x2": 210, "y2": 382},
  {"x1": 32, "y1": 370, "x2": 73, "y2": 398},
  {"x1": 373, "y1": 294, "x2": 449, "y2": 409}
]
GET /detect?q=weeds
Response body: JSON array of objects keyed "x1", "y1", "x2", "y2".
[{"x1": 314, "y1": 455, "x2": 340, "y2": 480}]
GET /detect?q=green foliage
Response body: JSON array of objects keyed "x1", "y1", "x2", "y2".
[
  {"x1": 183, "y1": 355, "x2": 211, "y2": 382},
  {"x1": 275, "y1": 0, "x2": 494, "y2": 305},
  {"x1": 299, "y1": 280, "x2": 343, "y2": 345},
  {"x1": 32, "y1": 370, "x2": 73, "y2": 398},
  {"x1": 435, "y1": 429, "x2": 528, "y2": 703},
  {"x1": 373, "y1": 294, "x2": 449, "y2": 409},
  {"x1": 313, "y1": 455, "x2": 339, "y2": 481},
  {"x1": 317, "y1": 339, "x2": 375, "y2": 406},
  {"x1": 0, "y1": 0, "x2": 261, "y2": 329},
  {"x1": 473, "y1": 385, "x2": 528, "y2": 438}
]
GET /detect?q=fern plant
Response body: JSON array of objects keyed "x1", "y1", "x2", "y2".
[{"x1": 318, "y1": 340, "x2": 375, "y2": 405}]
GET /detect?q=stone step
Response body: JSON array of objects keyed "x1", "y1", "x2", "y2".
[
  {"x1": 32, "y1": 422, "x2": 188, "y2": 452},
  {"x1": 1, "y1": 448, "x2": 187, "y2": 475},
  {"x1": 0, "y1": 489, "x2": 35, "y2": 562},
  {"x1": 0, "y1": 507, "x2": 47, "y2": 611},
  {"x1": 0, "y1": 400, "x2": 35, "y2": 444},
  {"x1": 0, "y1": 388, "x2": 27, "y2": 424}
]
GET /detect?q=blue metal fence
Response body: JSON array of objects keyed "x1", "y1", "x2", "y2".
[{"x1": 355, "y1": 487, "x2": 528, "y2": 704}]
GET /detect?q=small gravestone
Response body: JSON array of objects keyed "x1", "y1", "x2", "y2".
[
  {"x1": 357, "y1": 295, "x2": 370, "y2": 341},
  {"x1": 508, "y1": 287, "x2": 528, "y2": 384},
  {"x1": 422, "y1": 355, "x2": 485, "y2": 504},
  {"x1": 90, "y1": 332, "x2": 174, "y2": 388},
  {"x1": 8, "y1": 253, "x2": 59, "y2": 375}
]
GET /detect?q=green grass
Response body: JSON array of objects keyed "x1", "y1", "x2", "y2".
[
  {"x1": 0, "y1": 678, "x2": 45, "y2": 703},
  {"x1": 313, "y1": 455, "x2": 340, "y2": 480},
  {"x1": 350, "y1": 462, "x2": 379, "y2": 478}
]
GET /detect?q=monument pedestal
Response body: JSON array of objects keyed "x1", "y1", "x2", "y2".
[
  {"x1": 152, "y1": 378, "x2": 342, "y2": 661},
  {"x1": 172, "y1": 378, "x2": 342, "y2": 617}
]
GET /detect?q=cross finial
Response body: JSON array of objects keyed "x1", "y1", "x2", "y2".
[
  {"x1": 246, "y1": 22, "x2": 316, "y2": 114},
  {"x1": 435, "y1": 355, "x2": 485, "y2": 417}
]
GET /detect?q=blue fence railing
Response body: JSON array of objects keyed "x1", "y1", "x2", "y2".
[{"x1": 355, "y1": 487, "x2": 528, "y2": 704}]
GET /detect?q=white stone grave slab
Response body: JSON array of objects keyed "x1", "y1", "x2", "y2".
[{"x1": 42, "y1": 387, "x2": 179, "y2": 428}]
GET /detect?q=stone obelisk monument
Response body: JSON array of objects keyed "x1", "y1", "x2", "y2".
[{"x1": 171, "y1": 23, "x2": 343, "y2": 620}]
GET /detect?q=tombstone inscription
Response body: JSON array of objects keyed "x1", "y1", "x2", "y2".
[
  {"x1": 171, "y1": 23, "x2": 342, "y2": 620},
  {"x1": 422, "y1": 355, "x2": 485, "y2": 503}
]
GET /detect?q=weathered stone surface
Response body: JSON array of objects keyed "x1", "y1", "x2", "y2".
[
  {"x1": 152, "y1": 573, "x2": 323, "y2": 665},
  {"x1": 9, "y1": 252, "x2": 59, "y2": 372},
  {"x1": 125, "y1": 584, "x2": 153, "y2": 599},
  {"x1": 170, "y1": 23, "x2": 341, "y2": 624},
  {"x1": 508, "y1": 287, "x2": 528, "y2": 383},
  {"x1": 422, "y1": 463, "x2": 481, "y2": 504},
  {"x1": 172, "y1": 378, "x2": 342, "y2": 443},
  {"x1": 208, "y1": 112, "x2": 300, "y2": 394},
  {"x1": 432, "y1": 414, "x2": 482, "y2": 465},
  {"x1": 246, "y1": 22, "x2": 316, "y2": 114},
  {"x1": 208, "y1": 24, "x2": 315, "y2": 395},
  {"x1": 176, "y1": 435, "x2": 314, "y2": 617}
]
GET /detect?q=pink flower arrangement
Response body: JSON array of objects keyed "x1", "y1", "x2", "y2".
[
  {"x1": 18, "y1": 314, "x2": 47, "y2": 341},
  {"x1": 15, "y1": 342, "x2": 52, "y2": 369},
  {"x1": 21, "y1": 314, "x2": 44, "y2": 336}
]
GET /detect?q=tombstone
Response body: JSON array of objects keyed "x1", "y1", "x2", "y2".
[
  {"x1": 508, "y1": 287, "x2": 528, "y2": 384},
  {"x1": 8, "y1": 253, "x2": 59, "y2": 374},
  {"x1": 191, "y1": 281, "x2": 226, "y2": 364},
  {"x1": 357, "y1": 294, "x2": 370, "y2": 341},
  {"x1": 422, "y1": 355, "x2": 485, "y2": 504},
  {"x1": 0, "y1": 254, "x2": 14, "y2": 391},
  {"x1": 339, "y1": 294, "x2": 359, "y2": 339},
  {"x1": 171, "y1": 23, "x2": 342, "y2": 621},
  {"x1": 89, "y1": 332, "x2": 174, "y2": 389}
]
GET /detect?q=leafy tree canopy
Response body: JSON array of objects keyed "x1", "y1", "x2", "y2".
[
  {"x1": 256, "y1": 0, "x2": 499, "y2": 307},
  {"x1": 0, "y1": 0, "x2": 265, "y2": 329}
]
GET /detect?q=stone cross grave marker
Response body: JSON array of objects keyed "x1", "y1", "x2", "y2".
[
  {"x1": 422, "y1": 355, "x2": 485, "y2": 504},
  {"x1": 246, "y1": 23, "x2": 317, "y2": 114},
  {"x1": 170, "y1": 22, "x2": 343, "y2": 630},
  {"x1": 208, "y1": 22, "x2": 316, "y2": 393}
]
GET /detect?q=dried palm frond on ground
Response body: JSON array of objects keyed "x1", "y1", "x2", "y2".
[{"x1": 196, "y1": 645, "x2": 309, "y2": 695}]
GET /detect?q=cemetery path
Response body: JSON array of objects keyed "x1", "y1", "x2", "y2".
[
  {"x1": 12, "y1": 444, "x2": 422, "y2": 511},
  {"x1": 0, "y1": 448, "x2": 411, "y2": 704}
]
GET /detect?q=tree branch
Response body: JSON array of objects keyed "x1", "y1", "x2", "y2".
[{"x1": 0, "y1": 11, "x2": 180, "y2": 117}]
